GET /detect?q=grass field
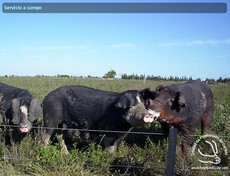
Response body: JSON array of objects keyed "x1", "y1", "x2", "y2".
[{"x1": 0, "y1": 76, "x2": 229, "y2": 176}]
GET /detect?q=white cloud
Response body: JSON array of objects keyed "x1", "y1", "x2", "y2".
[
  {"x1": 225, "y1": 38, "x2": 230, "y2": 44},
  {"x1": 107, "y1": 43, "x2": 135, "y2": 49},
  {"x1": 186, "y1": 40, "x2": 204, "y2": 46},
  {"x1": 27, "y1": 55, "x2": 46, "y2": 59},
  {"x1": 158, "y1": 38, "x2": 230, "y2": 48},
  {"x1": 20, "y1": 45, "x2": 87, "y2": 51}
]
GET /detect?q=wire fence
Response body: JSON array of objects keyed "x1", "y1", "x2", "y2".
[
  {"x1": 0, "y1": 124, "x2": 167, "y2": 136},
  {"x1": 0, "y1": 124, "x2": 230, "y2": 138},
  {"x1": 0, "y1": 124, "x2": 229, "y2": 174}
]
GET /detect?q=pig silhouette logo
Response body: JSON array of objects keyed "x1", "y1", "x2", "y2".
[
  {"x1": 191, "y1": 134, "x2": 228, "y2": 170},
  {"x1": 197, "y1": 140, "x2": 221, "y2": 165}
]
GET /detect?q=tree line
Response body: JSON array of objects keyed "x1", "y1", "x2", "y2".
[
  {"x1": 3, "y1": 70, "x2": 229, "y2": 84},
  {"x1": 121, "y1": 73, "x2": 193, "y2": 81}
]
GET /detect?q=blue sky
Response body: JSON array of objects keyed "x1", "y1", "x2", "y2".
[{"x1": 0, "y1": 0, "x2": 229, "y2": 80}]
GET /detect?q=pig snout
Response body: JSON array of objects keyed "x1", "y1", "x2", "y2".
[
  {"x1": 143, "y1": 114, "x2": 154, "y2": 123},
  {"x1": 143, "y1": 109, "x2": 162, "y2": 123},
  {"x1": 146, "y1": 109, "x2": 161, "y2": 122},
  {"x1": 19, "y1": 124, "x2": 30, "y2": 133}
]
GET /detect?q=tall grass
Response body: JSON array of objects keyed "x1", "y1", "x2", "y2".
[{"x1": 0, "y1": 77, "x2": 229, "y2": 175}]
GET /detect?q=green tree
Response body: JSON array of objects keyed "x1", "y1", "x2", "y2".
[{"x1": 103, "y1": 70, "x2": 117, "y2": 79}]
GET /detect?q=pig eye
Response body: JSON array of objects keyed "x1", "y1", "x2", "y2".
[
  {"x1": 146, "y1": 100, "x2": 150, "y2": 105},
  {"x1": 168, "y1": 101, "x2": 173, "y2": 107},
  {"x1": 118, "y1": 105, "x2": 131, "y2": 111},
  {"x1": 145, "y1": 100, "x2": 151, "y2": 108},
  {"x1": 125, "y1": 106, "x2": 132, "y2": 110}
]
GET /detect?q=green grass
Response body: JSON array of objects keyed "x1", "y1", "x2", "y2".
[{"x1": 0, "y1": 77, "x2": 229, "y2": 175}]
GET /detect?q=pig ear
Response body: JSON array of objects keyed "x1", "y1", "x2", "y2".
[
  {"x1": 29, "y1": 98, "x2": 42, "y2": 122},
  {"x1": 114, "y1": 94, "x2": 130, "y2": 109},
  {"x1": 139, "y1": 88, "x2": 156, "y2": 100},
  {"x1": 12, "y1": 98, "x2": 20, "y2": 124},
  {"x1": 170, "y1": 91, "x2": 186, "y2": 112},
  {"x1": 114, "y1": 101, "x2": 127, "y2": 109},
  {"x1": 175, "y1": 91, "x2": 186, "y2": 108},
  {"x1": 155, "y1": 85, "x2": 166, "y2": 92}
]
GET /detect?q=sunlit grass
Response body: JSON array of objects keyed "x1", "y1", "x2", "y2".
[{"x1": 0, "y1": 77, "x2": 229, "y2": 175}]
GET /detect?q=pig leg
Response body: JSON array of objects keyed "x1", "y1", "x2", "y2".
[
  {"x1": 43, "y1": 124, "x2": 58, "y2": 147},
  {"x1": 201, "y1": 92, "x2": 214, "y2": 134},
  {"x1": 43, "y1": 109, "x2": 64, "y2": 146},
  {"x1": 180, "y1": 126, "x2": 195, "y2": 154},
  {"x1": 43, "y1": 131, "x2": 52, "y2": 147},
  {"x1": 56, "y1": 133, "x2": 69, "y2": 155},
  {"x1": 201, "y1": 110, "x2": 213, "y2": 135},
  {"x1": 108, "y1": 136, "x2": 125, "y2": 153},
  {"x1": 101, "y1": 133, "x2": 128, "y2": 153},
  {"x1": 108, "y1": 139, "x2": 119, "y2": 153}
]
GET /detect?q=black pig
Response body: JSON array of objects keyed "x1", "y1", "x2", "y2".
[
  {"x1": 42, "y1": 86, "x2": 158, "y2": 153},
  {"x1": 0, "y1": 83, "x2": 42, "y2": 144}
]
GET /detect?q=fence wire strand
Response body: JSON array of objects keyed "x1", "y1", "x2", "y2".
[
  {"x1": 0, "y1": 124, "x2": 229, "y2": 172},
  {"x1": 0, "y1": 124, "x2": 230, "y2": 138}
]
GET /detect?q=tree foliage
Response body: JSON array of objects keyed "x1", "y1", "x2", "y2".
[
  {"x1": 121, "y1": 73, "x2": 193, "y2": 81},
  {"x1": 103, "y1": 70, "x2": 117, "y2": 79}
]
